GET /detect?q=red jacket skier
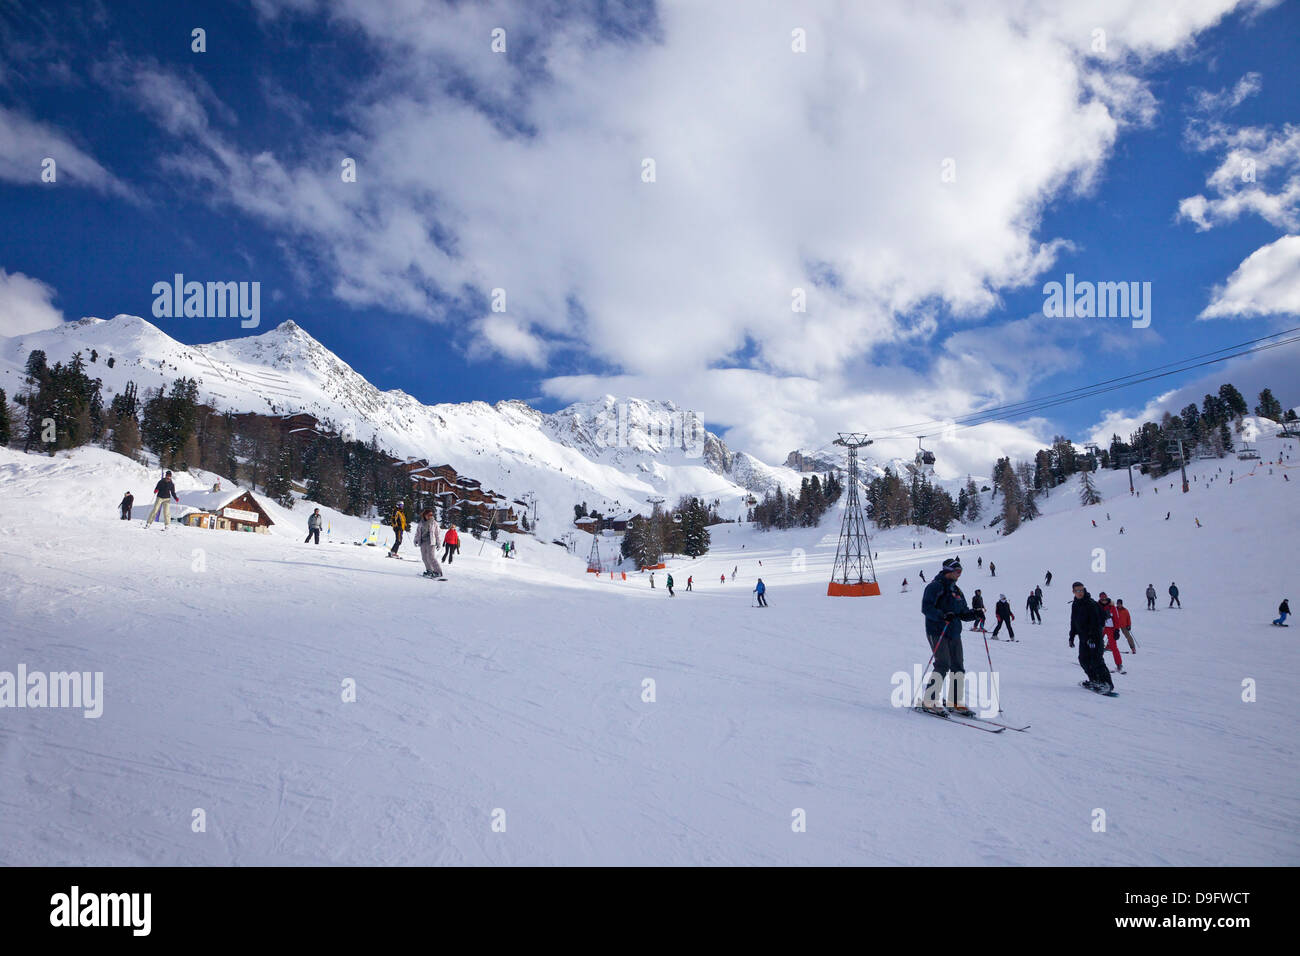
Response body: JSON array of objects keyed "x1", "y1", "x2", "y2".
[{"x1": 1098, "y1": 592, "x2": 1124, "y2": 672}]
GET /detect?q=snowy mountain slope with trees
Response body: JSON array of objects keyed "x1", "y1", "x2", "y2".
[
  {"x1": 1, "y1": 425, "x2": 1296, "y2": 865},
  {"x1": 0, "y1": 316, "x2": 802, "y2": 536}
]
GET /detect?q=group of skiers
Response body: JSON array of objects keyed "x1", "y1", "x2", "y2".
[
  {"x1": 918, "y1": 555, "x2": 1154, "y2": 710},
  {"x1": 380, "y1": 503, "x2": 462, "y2": 579}
]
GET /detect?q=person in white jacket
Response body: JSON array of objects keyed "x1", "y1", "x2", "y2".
[{"x1": 414, "y1": 508, "x2": 444, "y2": 578}]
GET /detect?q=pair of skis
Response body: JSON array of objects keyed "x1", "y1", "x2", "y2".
[{"x1": 912, "y1": 706, "x2": 1030, "y2": 734}]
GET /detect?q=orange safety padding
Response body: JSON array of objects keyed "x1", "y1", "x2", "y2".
[{"x1": 826, "y1": 581, "x2": 882, "y2": 597}]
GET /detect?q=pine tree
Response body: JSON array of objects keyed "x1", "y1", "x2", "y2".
[
  {"x1": 1078, "y1": 467, "x2": 1102, "y2": 506},
  {"x1": 1255, "y1": 388, "x2": 1283, "y2": 421},
  {"x1": 0, "y1": 388, "x2": 9, "y2": 446},
  {"x1": 1218, "y1": 383, "x2": 1248, "y2": 419}
]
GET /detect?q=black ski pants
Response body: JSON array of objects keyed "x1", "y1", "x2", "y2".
[{"x1": 1077, "y1": 635, "x2": 1112, "y2": 687}]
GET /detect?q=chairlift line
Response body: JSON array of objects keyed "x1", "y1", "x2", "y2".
[{"x1": 871, "y1": 326, "x2": 1300, "y2": 439}]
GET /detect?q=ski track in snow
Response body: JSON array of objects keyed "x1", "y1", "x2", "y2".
[{"x1": 1, "y1": 439, "x2": 1298, "y2": 865}]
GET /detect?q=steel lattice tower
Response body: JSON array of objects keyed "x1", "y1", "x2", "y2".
[
  {"x1": 586, "y1": 516, "x2": 603, "y2": 573},
  {"x1": 828, "y1": 433, "x2": 881, "y2": 597}
]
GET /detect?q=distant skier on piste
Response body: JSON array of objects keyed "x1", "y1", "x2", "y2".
[
  {"x1": 754, "y1": 578, "x2": 767, "y2": 607},
  {"x1": 1168, "y1": 582, "x2": 1181, "y2": 607},
  {"x1": 970, "y1": 589, "x2": 986, "y2": 631},
  {"x1": 305, "y1": 508, "x2": 323, "y2": 544},
  {"x1": 118, "y1": 491, "x2": 134, "y2": 520},
  {"x1": 415, "y1": 508, "x2": 443, "y2": 579},
  {"x1": 667, "y1": 573, "x2": 674, "y2": 596},
  {"x1": 1146, "y1": 583, "x2": 1158, "y2": 610},
  {"x1": 919, "y1": 558, "x2": 981, "y2": 715},
  {"x1": 1274, "y1": 599, "x2": 1290, "y2": 626},
  {"x1": 442, "y1": 526, "x2": 459, "y2": 564},
  {"x1": 1070, "y1": 581, "x2": 1114, "y2": 694},
  {"x1": 1045, "y1": 571, "x2": 1052, "y2": 587},
  {"x1": 144, "y1": 471, "x2": 178, "y2": 529},
  {"x1": 686, "y1": 575, "x2": 693, "y2": 592},
  {"x1": 388, "y1": 503, "x2": 407, "y2": 557},
  {"x1": 989, "y1": 561, "x2": 996, "y2": 577},
  {"x1": 1026, "y1": 589, "x2": 1041, "y2": 624},
  {"x1": 992, "y1": 594, "x2": 1015, "y2": 640}
]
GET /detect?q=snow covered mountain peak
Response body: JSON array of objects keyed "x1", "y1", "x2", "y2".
[{"x1": 0, "y1": 315, "x2": 803, "y2": 530}]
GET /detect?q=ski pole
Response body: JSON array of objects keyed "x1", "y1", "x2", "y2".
[
  {"x1": 980, "y1": 626, "x2": 1002, "y2": 714},
  {"x1": 914, "y1": 619, "x2": 951, "y2": 708}
]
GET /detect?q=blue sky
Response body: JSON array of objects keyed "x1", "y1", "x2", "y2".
[{"x1": 1, "y1": 0, "x2": 1297, "y2": 474}]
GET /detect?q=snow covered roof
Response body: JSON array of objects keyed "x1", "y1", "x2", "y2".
[{"x1": 174, "y1": 488, "x2": 272, "y2": 521}]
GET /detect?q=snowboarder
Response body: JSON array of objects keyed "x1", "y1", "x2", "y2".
[
  {"x1": 1273, "y1": 599, "x2": 1290, "y2": 626},
  {"x1": 989, "y1": 561, "x2": 996, "y2": 577},
  {"x1": 389, "y1": 504, "x2": 407, "y2": 557},
  {"x1": 441, "y1": 526, "x2": 459, "y2": 564},
  {"x1": 1115, "y1": 598, "x2": 1135, "y2": 652},
  {"x1": 919, "y1": 558, "x2": 981, "y2": 714},
  {"x1": 414, "y1": 508, "x2": 444, "y2": 578},
  {"x1": 305, "y1": 508, "x2": 323, "y2": 544},
  {"x1": 686, "y1": 575, "x2": 693, "y2": 592},
  {"x1": 1045, "y1": 571, "x2": 1052, "y2": 586},
  {"x1": 991, "y1": 594, "x2": 1015, "y2": 640},
  {"x1": 970, "y1": 589, "x2": 986, "y2": 631},
  {"x1": 1098, "y1": 592, "x2": 1124, "y2": 672},
  {"x1": 754, "y1": 578, "x2": 767, "y2": 607},
  {"x1": 1168, "y1": 582, "x2": 1180, "y2": 608},
  {"x1": 667, "y1": 573, "x2": 674, "y2": 596},
  {"x1": 144, "y1": 471, "x2": 179, "y2": 529},
  {"x1": 1026, "y1": 589, "x2": 1042, "y2": 624},
  {"x1": 118, "y1": 491, "x2": 134, "y2": 520},
  {"x1": 1146, "y1": 583, "x2": 1157, "y2": 610},
  {"x1": 1069, "y1": 582, "x2": 1114, "y2": 694}
]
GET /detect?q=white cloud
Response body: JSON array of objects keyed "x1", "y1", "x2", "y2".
[
  {"x1": 1201, "y1": 235, "x2": 1300, "y2": 318},
  {"x1": 129, "y1": 0, "x2": 1270, "y2": 462},
  {"x1": 0, "y1": 269, "x2": 64, "y2": 337},
  {"x1": 0, "y1": 105, "x2": 132, "y2": 196}
]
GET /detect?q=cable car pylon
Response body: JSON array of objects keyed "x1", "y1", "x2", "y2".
[{"x1": 828, "y1": 432, "x2": 881, "y2": 597}]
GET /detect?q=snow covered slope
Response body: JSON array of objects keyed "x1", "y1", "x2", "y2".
[
  {"x1": 0, "y1": 317, "x2": 803, "y2": 536},
  {"x1": 1, "y1": 426, "x2": 1296, "y2": 865}
]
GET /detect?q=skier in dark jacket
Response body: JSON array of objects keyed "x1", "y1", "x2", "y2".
[
  {"x1": 1274, "y1": 599, "x2": 1290, "y2": 626},
  {"x1": 919, "y1": 558, "x2": 981, "y2": 714},
  {"x1": 1069, "y1": 582, "x2": 1113, "y2": 692},
  {"x1": 1026, "y1": 590, "x2": 1042, "y2": 624},
  {"x1": 992, "y1": 595, "x2": 1015, "y2": 640},
  {"x1": 1168, "y1": 582, "x2": 1180, "y2": 608},
  {"x1": 1146, "y1": 584, "x2": 1157, "y2": 610},
  {"x1": 1045, "y1": 571, "x2": 1052, "y2": 587},
  {"x1": 970, "y1": 589, "x2": 986, "y2": 631},
  {"x1": 144, "y1": 471, "x2": 179, "y2": 528},
  {"x1": 119, "y1": 492, "x2": 134, "y2": 520},
  {"x1": 988, "y1": 561, "x2": 996, "y2": 577}
]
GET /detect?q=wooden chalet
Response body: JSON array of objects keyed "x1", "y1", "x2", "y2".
[{"x1": 174, "y1": 488, "x2": 275, "y2": 533}]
